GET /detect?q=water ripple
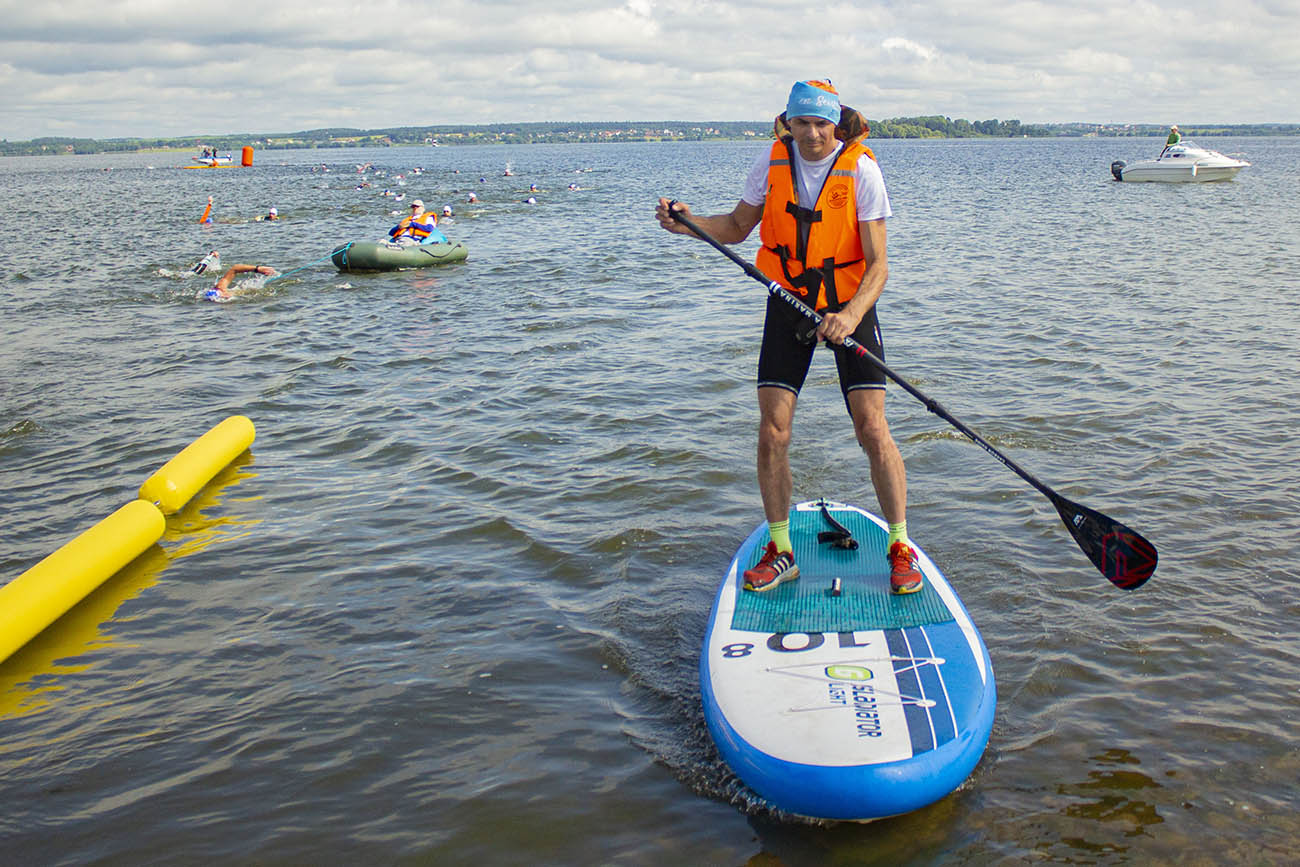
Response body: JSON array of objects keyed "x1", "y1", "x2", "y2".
[{"x1": 2, "y1": 138, "x2": 1299, "y2": 862}]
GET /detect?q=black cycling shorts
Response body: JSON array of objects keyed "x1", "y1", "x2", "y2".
[{"x1": 756, "y1": 294, "x2": 886, "y2": 409}]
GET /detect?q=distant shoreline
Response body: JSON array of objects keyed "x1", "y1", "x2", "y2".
[{"x1": 4, "y1": 119, "x2": 1296, "y2": 157}]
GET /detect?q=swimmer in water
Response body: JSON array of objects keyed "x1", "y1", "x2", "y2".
[
  {"x1": 191, "y1": 251, "x2": 219, "y2": 275},
  {"x1": 201, "y1": 259, "x2": 277, "y2": 301}
]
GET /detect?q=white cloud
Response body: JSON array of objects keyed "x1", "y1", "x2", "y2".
[
  {"x1": 0, "y1": 0, "x2": 1296, "y2": 139},
  {"x1": 881, "y1": 37, "x2": 937, "y2": 63}
]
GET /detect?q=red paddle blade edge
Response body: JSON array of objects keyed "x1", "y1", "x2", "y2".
[{"x1": 1052, "y1": 495, "x2": 1158, "y2": 590}]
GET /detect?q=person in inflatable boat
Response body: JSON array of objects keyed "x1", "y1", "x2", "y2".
[{"x1": 388, "y1": 200, "x2": 448, "y2": 244}]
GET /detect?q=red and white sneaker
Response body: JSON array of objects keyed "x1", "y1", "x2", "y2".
[
  {"x1": 888, "y1": 541, "x2": 924, "y2": 595},
  {"x1": 743, "y1": 542, "x2": 799, "y2": 592}
]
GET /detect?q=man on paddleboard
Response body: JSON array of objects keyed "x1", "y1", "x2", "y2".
[{"x1": 655, "y1": 79, "x2": 923, "y2": 595}]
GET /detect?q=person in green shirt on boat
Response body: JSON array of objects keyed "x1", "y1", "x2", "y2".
[{"x1": 1160, "y1": 125, "x2": 1180, "y2": 156}]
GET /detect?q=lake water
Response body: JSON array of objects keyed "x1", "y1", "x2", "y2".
[{"x1": 1, "y1": 135, "x2": 1298, "y2": 864}]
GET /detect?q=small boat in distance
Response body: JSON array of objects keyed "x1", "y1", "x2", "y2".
[
  {"x1": 1111, "y1": 141, "x2": 1249, "y2": 183},
  {"x1": 192, "y1": 148, "x2": 232, "y2": 166}
]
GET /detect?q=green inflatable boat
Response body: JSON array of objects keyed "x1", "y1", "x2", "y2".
[{"x1": 331, "y1": 240, "x2": 469, "y2": 272}]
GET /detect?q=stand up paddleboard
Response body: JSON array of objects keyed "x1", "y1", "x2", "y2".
[{"x1": 701, "y1": 500, "x2": 995, "y2": 821}]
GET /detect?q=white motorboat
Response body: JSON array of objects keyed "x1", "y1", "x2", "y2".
[
  {"x1": 192, "y1": 151, "x2": 232, "y2": 166},
  {"x1": 1111, "y1": 141, "x2": 1249, "y2": 183}
]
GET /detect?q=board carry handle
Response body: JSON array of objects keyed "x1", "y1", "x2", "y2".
[
  {"x1": 816, "y1": 499, "x2": 859, "y2": 549},
  {"x1": 665, "y1": 202, "x2": 1157, "y2": 590}
]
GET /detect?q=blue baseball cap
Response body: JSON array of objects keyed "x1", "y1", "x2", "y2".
[{"x1": 786, "y1": 79, "x2": 841, "y2": 124}]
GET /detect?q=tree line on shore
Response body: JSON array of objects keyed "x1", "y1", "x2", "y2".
[{"x1": 3, "y1": 119, "x2": 1295, "y2": 156}]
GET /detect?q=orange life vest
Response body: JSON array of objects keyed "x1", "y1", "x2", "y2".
[
  {"x1": 391, "y1": 211, "x2": 438, "y2": 241},
  {"x1": 756, "y1": 138, "x2": 877, "y2": 312}
]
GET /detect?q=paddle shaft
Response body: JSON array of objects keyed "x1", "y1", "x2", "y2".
[{"x1": 666, "y1": 203, "x2": 1157, "y2": 588}]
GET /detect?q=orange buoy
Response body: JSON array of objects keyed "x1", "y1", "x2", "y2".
[{"x1": 241, "y1": 146, "x2": 254, "y2": 167}]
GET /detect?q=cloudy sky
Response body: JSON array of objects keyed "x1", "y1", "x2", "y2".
[{"x1": 2, "y1": 0, "x2": 1296, "y2": 141}]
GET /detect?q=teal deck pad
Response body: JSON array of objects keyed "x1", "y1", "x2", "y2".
[{"x1": 731, "y1": 507, "x2": 955, "y2": 633}]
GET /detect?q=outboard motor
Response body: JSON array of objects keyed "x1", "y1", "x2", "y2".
[{"x1": 1110, "y1": 160, "x2": 1127, "y2": 181}]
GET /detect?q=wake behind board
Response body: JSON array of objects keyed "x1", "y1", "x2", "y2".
[{"x1": 701, "y1": 500, "x2": 995, "y2": 821}]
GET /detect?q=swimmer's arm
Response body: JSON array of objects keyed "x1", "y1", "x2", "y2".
[{"x1": 232, "y1": 264, "x2": 276, "y2": 277}]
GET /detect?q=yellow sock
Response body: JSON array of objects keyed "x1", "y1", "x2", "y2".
[
  {"x1": 769, "y1": 519, "x2": 792, "y2": 553},
  {"x1": 888, "y1": 521, "x2": 910, "y2": 549}
]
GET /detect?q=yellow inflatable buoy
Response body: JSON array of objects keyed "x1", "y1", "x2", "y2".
[
  {"x1": 0, "y1": 415, "x2": 258, "y2": 668},
  {"x1": 139, "y1": 415, "x2": 256, "y2": 514},
  {"x1": 0, "y1": 500, "x2": 165, "y2": 665}
]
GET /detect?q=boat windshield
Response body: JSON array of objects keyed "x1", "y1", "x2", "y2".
[{"x1": 1161, "y1": 140, "x2": 1205, "y2": 159}]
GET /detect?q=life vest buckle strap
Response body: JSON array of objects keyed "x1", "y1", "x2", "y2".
[
  {"x1": 784, "y1": 201, "x2": 823, "y2": 225},
  {"x1": 774, "y1": 245, "x2": 823, "y2": 298},
  {"x1": 821, "y1": 256, "x2": 840, "y2": 310}
]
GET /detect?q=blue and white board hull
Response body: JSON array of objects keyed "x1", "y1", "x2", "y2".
[{"x1": 701, "y1": 500, "x2": 995, "y2": 821}]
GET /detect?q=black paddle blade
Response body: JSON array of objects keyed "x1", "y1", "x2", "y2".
[{"x1": 1050, "y1": 493, "x2": 1157, "y2": 589}]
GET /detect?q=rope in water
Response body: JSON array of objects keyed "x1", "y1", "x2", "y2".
[{"x1": 265, "y1": 245, "x2": 348, "y2": 283}]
